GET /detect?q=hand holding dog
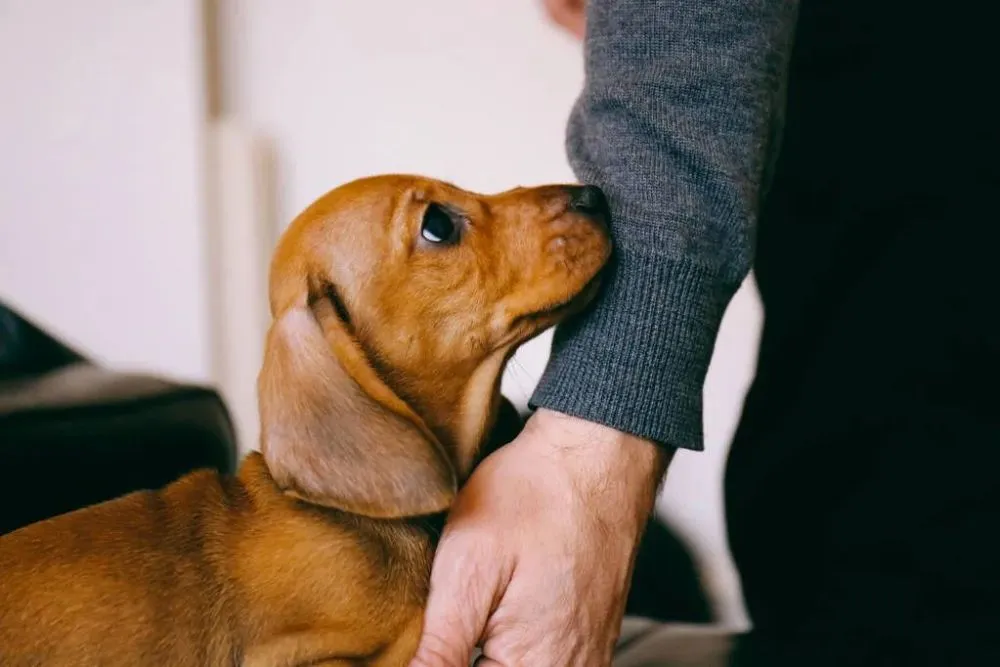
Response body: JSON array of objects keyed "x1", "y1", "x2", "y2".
[{"x1": 410, "y1": 408, "x2": 668, "y2": 667}]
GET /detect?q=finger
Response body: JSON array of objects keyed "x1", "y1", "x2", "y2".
[
  {"x1": 408, "y1": 533, "x2": 501, "y2": 667},
  {"x1": 540, "y1": 0, "x2": 586, "y2": 39}
]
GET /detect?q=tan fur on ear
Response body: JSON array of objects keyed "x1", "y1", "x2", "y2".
[{"x1": 258, "y1": 295, "x2": 457, "y2": 519}]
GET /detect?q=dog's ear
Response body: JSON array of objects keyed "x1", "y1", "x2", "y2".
[{"x1": 258, "y1": 292, "x2": 457, "y2": 519}]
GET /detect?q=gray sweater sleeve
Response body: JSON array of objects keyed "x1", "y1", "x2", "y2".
[{"x1": 530, "y1": 0, "x2": 799, "y2": 451}]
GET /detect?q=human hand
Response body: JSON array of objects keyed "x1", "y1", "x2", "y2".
[
  {"x1": 540, "y1": 0, "x2": 587, "y2": 40},
  {"x1": 408, "y1": 408, "x2": 670, "y2": 667}
]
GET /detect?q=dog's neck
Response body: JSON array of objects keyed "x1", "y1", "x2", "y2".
[{"x1": 389, "y1": 349, "x2": 511, "y2": 479}]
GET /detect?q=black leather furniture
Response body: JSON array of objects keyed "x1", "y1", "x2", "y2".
[{"x1": 0, "y1": 301, "x2": 238, "y2": 536}]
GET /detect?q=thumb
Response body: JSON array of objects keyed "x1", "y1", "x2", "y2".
[{"x1": 408, "y1": 533, "x2": 501, "y2": 667}]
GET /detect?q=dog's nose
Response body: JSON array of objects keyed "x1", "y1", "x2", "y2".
[{"x1": 567, "y1": 185, "x2": 610, "y2": 220}]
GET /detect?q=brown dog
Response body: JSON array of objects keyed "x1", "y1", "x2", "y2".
[{"x1": 0, "y1": 174, "x2": 612, "y2": 666}]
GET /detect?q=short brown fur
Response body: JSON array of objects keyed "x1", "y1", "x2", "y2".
[{"x1": 0, "y1": 174, "x2": 611, "y2": 666}]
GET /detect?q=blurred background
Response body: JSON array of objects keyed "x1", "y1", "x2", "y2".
[{"x1": 0, "y1": 0, "x2": 762, "y2": 629}]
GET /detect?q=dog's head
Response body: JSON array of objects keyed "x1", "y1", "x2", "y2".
[{"x1": 258, "y1": 174, "x2": 611, "y2": 518}]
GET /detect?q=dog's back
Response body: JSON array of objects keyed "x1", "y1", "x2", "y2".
[
  {"x1": 0, "y1": 468, "x2": 248, "y2": 665},
  {"x1": 0, "y1": 453, "x2": 434, "y2": 667}
]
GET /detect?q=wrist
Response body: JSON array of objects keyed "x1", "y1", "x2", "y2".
[{"x1": 524, "y1": 408, "x2": 671, "y2": 516}]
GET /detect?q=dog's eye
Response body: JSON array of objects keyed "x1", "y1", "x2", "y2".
[{"x1": 420, "y1": 203, "x2": 459, "y2": 245}]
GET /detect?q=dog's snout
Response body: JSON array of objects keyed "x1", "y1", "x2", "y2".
[{"x1": 567, "y1": 185, "x2": 610, "y2": 220}]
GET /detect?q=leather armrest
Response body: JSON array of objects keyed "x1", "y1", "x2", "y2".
[{"x1": 0, "y1": 362, "x2": 237, "y2": 535}]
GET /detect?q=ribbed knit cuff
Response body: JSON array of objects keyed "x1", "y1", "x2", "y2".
[{"x1": 529, "y1": 246, "x2": 735, "y2": 451}]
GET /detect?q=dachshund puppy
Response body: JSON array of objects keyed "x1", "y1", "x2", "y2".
[{"x1": 0, "y1": 175, "x2": 611, "y2": 666}]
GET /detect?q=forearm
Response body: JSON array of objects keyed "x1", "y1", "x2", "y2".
[{"x1": 532, "y1": 0, "x2": 799, "y2": 451}]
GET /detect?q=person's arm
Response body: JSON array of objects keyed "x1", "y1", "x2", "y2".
[{"x1": 533, "y1": 0, "x2": 798, "y2": 451}]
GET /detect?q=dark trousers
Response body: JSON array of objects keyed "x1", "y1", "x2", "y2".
[{"x1": 725, "y1": 1, "x2": 1000, "y2": 665}]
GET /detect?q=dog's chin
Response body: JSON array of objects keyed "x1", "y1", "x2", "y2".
[
  {"x1": 542, "y1": 272, "x2": 604, "y2": 322},
  {"x1": 506, "y1": 271, "x2": 604, "y2": 341}
]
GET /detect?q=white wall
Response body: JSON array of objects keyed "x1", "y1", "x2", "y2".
[
  {"x1": 216, "y1": 0, "x2": 761, "y2": 628},
  {"x1": 0, "y1": 0, "x2": 211, "y2": 383}
]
